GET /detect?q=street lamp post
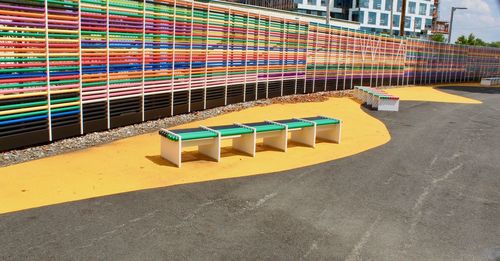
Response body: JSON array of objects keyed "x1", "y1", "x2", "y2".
[
  {"x1": 448, "y1": 7, "x2": 467, "y2": 43},
  {"x1": 326, "y1": 0, "x2": 331, "y2": 24}
]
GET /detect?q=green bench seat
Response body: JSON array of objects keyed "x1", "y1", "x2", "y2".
[
  {"x1": 159, "y1": 128, "x2": 217, "y2": 141},
  {"x1": 276, "y1": 119, "x2": 314, "y2": 129},
  {"x1": 211, "y1": 124, "x2": 254, "y2": 136},
  {"x1": 302, "y1": 116, "x2": 341, "y2": 125},
  {"x1": 244, "y1": 122, "x2": 286, "y2": 132}
]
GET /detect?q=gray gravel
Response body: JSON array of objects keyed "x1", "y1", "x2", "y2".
[{"x1": 0, "y1": 90, "x2": 351, "y2": 167}]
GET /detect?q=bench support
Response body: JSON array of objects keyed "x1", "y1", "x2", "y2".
[
  {"x1": 259, "y1": 130, "x2": 288, "y2": 152},
  {"x1": 232, "y1": 133, "x2": 256, "y2": 156},
  {"x1": 160, "y1": 137, "x2": 182, "y2": 168},
  {"x1": 198, "y1": 137, "x2": 221, "y2": 162},
  {"x1": 316, "y1": 124, "x2": 341, "y2": 143},
  {"x1": 378, "y1": 99, "x2": 399, "y2": 111},
  {"x1": 290, "y1": 126, "x2": 316, "y2": 148}
]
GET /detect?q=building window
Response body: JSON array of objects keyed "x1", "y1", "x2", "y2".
[
  {"x1": 414, "y1": 17, "x2": 422, "y2": 30},
  {"x1": 294, "y1": 0, "x2": 302, "y2": 4},
  {"x1": 405, "y1": 16, "x2": 412, "y2": 29},
  {"x1": 385, "y1": 0, "x2": 393, "y2": 11},
  {"x1": 358, "y1": 11, "x2": 365, "y2": 23},
  {"x1": 419, "y1": 3, "x2": 427, "y2": 15},
  {"x1": 397, "y1": 0, "x2": 402, "y2": 12},
  {"x1": 380, "y1": 13, "x2": 389, "y2": 26},
  {"x1": 321, "y1": 0, "x2": 327, "y2": 6},
  {"x1": 359, "y1": 0, "x2": 369, "y2": 8},
  {"x1": 425, "y1": 18, "x2": 432, "y2": 29},
  {"x1": 308, "y1": 0, "x2": 316, "y2": 5},
  {"x1": 393, "y1": 14, "x2": 400, "y2": 27},
  {"x1": 368, "y1": 12, "x2": 377, "y2": 25},
  {"x1": 430, "y1": 4, "x2": 435, "y2": 16},
  {"x1": 373, "y1": 0, "x2": 382, "y2": 9},
  {"x1": 408, "y1": 1, "x2": 416, "y2": 14}
]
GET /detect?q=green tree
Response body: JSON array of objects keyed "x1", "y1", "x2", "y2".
[
  {"x1": 430, "y1": 33, "x2": 446, "y2": 42},
  {"x1": 488, "y1": 41, "x2": 500, "y2": 48},
  {"x1": 455, "y1": 33, "x2": 488, "y2": 46}
]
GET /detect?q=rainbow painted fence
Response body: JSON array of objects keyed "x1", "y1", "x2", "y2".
[{"x1": 1, "y1": 0, "x2": 500, "y2": 151}]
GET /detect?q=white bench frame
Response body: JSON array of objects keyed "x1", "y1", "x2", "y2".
[
  {"x1": 160, "y1": 117, "x2": 342, "y2": 167},
  {"x1": 314, "y1": 116, "x2": 342, "y2": 144},
  {"x1": 481, "y1": 77, "x2": 500, "y2": 86}
]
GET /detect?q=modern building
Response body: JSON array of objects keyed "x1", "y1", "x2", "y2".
[
  {"x1": 353, "y1": 0, "x2": 435, "y2": 35},
  {"x1": 291, "y1": 0, "x2": 435, "y2": 35}
]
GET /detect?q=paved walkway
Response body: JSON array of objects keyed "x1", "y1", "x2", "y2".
[{"x1": 1, "y1": 86, "x2": 499, "y2": 260}]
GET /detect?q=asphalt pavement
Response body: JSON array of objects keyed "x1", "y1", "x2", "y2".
[{"x1": 1, "y1": 86, "x2": 499, "y2": 260}]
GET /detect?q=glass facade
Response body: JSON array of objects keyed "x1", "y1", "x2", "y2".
[
  {"x1": 359, "y1": 0, "x2": 369, "y2": 8},
  {"x1": 419, "y1": 3, "x2": 427, "y2": 15},
  {"x1": 408, "y1": 1, "x2": 416, "y2": 14},
  {"x1": 415, "y1": 17, "x2": 422, "y2": 30},
  {"x1": 373, "y1": 0, "x2": 382, "y2": 10},
  {"x1": 425, "y1": 18, "x2": 432, "y2": 29},
  {"x1": 393, "y1": 14, "x2": 400, "y2": 27},
  {"x1": 385, "y1": 0, "x2": 393, "y2": 11},
  {"x1": 380, "y1": 13, "x2": 389, "y2": 26},
  {"x1": 368, "y1": 11, "x2": 377, "y2": 25},
  {"x1": 405, "y1": 16, "x2": 412, "y2": 29}
]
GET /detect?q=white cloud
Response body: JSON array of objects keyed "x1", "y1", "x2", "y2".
[{"x1": 439, "y1": 0, "x2": 500, "y2": 42}]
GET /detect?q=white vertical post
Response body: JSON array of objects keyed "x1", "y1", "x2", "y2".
[
  {"x1": 266, "y1": 16, "x2": 271, "y2": 98},
  {"x1": 303, "y1": 22, "x2": 310, "y2": 93},
  {"x1": 388, "y1": 35, "x2": 394, "y2": 86},
  {"x1": 324, "y1": 24, "x2": 332, "y2": 91},
  {"x1": 171, "y1": 0, "x2": 176, "y2": 115},
  {"x1": 204, "y1": 3, "x2": 210, "y2": 109},
  {"x1": 142, "y1": 0, "x2": 146, "y2": 120},
  {"x1": 360, "y1": 30, "x2": 366, "y2": 87},
  {"x1": 351, "y1": 28, "x2": 356, "y2": 89},
  {"x1": 255, "y1": 13, "x2": 261, "y2": 100},
  {"x1": 312, "y1": 24, "x2": 319, "y2": 92},
  {"x1": 369, "y1": 33, "x2": 374, "y2": 86},
  {"x1": 343, "y1": 28, "x2": 348, "y2": 89},
  {"x1": 280, "y1": 19, "x2": 285, "y2": 96},
  {"x1": 294, "y1": 19, "x2": 301, "y2": 94},
  {"x1": 106, "y1": 0, "x2": 110, "y2": 128},
  {"x1": 335, "y1": 27, "x2": 340, "y2": 90},
  {"x1": 225, "y1": 9, "x2": 230, "y2": 105},
  {"x1": 44, "y1": 0, "x2": 52, "y2": 141},
  {"x1": 243, "y1": 11, "x2": 250, "y2": 102},
  {"x1": 78, "y1": 0, "x2": 83, "y2": 134},
  {"x1": 188, "y1": 2, "x2": 194, "y2": 112}
]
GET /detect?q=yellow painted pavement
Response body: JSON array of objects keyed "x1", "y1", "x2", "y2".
[
  {"x1": 0, "y1": 86, "x2": 481, "y2": 214},
  {"x1": 385, "y1": 86, "x2": 482, "y2": 104}
]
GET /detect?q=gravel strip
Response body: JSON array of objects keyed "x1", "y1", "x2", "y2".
[{"x1": 0, "y1": 90, "x2": 352, "y2": 167}]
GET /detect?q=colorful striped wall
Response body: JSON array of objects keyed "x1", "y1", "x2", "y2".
[{"x1": 1, "y1": 0, "x2": 500, "y2": 150}]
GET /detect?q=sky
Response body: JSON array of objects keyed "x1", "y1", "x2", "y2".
[{"x1": 439, "y1": 0, "x2": 500, "y2": 42}]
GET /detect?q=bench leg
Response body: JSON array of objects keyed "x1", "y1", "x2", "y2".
[
  {"x1": 290, "y1": 126, "x2": 316, "y2": 148},
  {"x1": 160, "y1": 137, "x2": 182, "y2": 168},
  {"x1": 232, "y1": 133, "x2": 256, "y2": 157},
  {"x1": 372, "y1": 97, "x2": 379, "y2": 109},
  {"x1": 198, "y1": 138, "x2": 221, "y2": 162},
  {"x1": 317, "y1": 124, "x2": 341, "y2": 144},
  {"x1": 366, "y1": 94, "x2": 373, "y2": 107},
  {"x1": 263, "y1": 130, "x2": 288, "y2": 152},
  {"x1": 378, "y1": 99, "x2": 399, "y2": 111}
]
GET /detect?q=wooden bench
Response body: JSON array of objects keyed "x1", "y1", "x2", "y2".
[{"x1": 159, "y1": 116, "x2": 341, "y2": 167}]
